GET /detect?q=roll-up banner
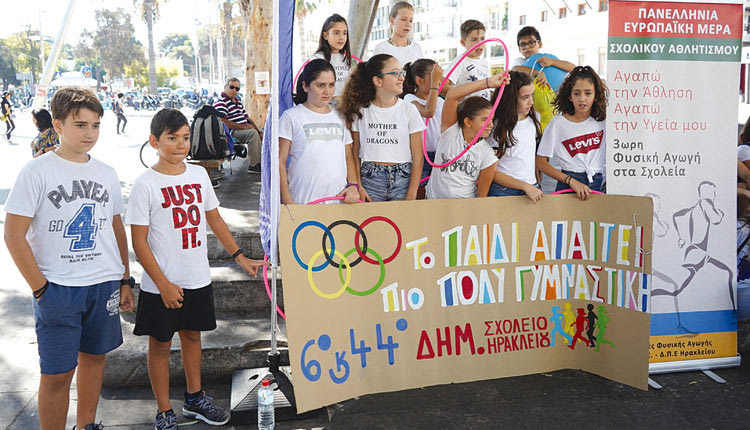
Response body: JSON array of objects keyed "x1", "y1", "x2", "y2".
[{"x1": 607, "y1": 0, "x2": 743, "y2": 370}]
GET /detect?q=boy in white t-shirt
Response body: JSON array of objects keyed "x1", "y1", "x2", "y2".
[
  {"x1": 127, "y1": 109, "x2": 266, "y2": 430},
  {"x1": 4, "y1": 87, "x2": 134, "y2": 430},
  {"x1": 447, "y1": 20, "x2": 491, "y2": 100}
]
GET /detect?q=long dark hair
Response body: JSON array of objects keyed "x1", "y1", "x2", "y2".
[
  {"x1": 316, "y1": 14, "x2": 352, "y2": 67},
  {"x1": 491, "y1": 71, "x2": 541, "y2": 158},
  {"x1": 32, "y1": 108, "x2": 54, "y2": 132},
  {"x1": 400, "y1": 58, "x2": 436, "y2": 98},
  {"x1": 293, "y1": 59, "x2": 336, "y2": 105},
  {"x1": 339, "y1": 54, "x2": 393, "y2": 129},
  {"x1": 554, "y1": 65, "x2": 608, "y2": 121}
]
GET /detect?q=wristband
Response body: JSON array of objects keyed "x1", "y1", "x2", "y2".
[
  {"x1": 33, "y1": 281, "x2": 49, "y2": 299},
  {"x1": 120, "y1": 276, "x2": 135, "y2": 288},
  {"x1": 429, "y1": 87, "x2": 439, "y2": 91},
  {"x1": 346, "y1": 182, "x2": 360, "y2": 189},
  {"x1": 232, "y1": 248, "x2": 244, "y2": 259}
]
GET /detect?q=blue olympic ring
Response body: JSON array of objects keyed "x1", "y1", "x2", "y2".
[{"x1": 292, "y1": 221, "x2": 335, "y2": 272}]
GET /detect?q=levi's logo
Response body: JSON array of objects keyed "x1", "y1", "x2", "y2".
[
  {"x1": 302, "y1": 123, "x2": 344, "y2": 142},
  {"x1": 563, "y1": 131, "x2": 603, "y2": 157}
]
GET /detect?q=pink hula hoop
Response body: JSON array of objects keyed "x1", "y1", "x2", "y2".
[
  {"x1": 550, "y1": 189, "x2": 605, "y2": 195},
  {"x1": 420, "y1": 38, "x2": 510, "y2": 183},
  {"x1": 293, "y1": 54, "x2": 363, "y2": 90}
]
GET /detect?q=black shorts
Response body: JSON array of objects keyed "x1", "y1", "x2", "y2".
[{"x1": 133, "y1": 284, "x2": 216, "y2": 342}]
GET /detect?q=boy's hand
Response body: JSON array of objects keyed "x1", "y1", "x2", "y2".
[
  {"x1": 534, "y1": 70, "x2": 549, "y2": 89},
  {"x1": 235, "y1": 255, "x2": 268, "y2": 277},
  {"x1": 119, "y1": 285, "x2": 134, "y2": 312},
  {"x1": 160, "y1": 282, "x2": 184, "y2": 309},
  {"x1": 536, "y1": 57, "x2": 555, "y2": 68}
]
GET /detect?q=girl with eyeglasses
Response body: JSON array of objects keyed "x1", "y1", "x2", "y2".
[
  {"x1": 536, "y1": 66, "x2": 609, "y2": 200},
  {"x1": 340, "y1": 54, "x2": 425, "y2": 202}
]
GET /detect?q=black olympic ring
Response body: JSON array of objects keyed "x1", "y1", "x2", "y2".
[{"x1": 322, "y1": 220, "x2": 368, "y2": 269}]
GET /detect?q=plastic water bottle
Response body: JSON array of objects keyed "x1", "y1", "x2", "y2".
[{"x1": 258, "y1": 379, "x2": 275, "y2": 430}]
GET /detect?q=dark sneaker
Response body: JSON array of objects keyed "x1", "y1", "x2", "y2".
[
  {"x1": 154, "y1": 409, "x2": 178, "y2": 430},
  {"x1": 211, "y1": 179, "x2": 220, "y2": 189},
  {"x1": 72, "y1": 423, "x2": 104, "y2": 430},
  {"x1": 247, "y1": 163, "x2": 262, "y2": 173},
  {"x1": 182, "y1": 391, "x2": 230, "y2": 425}
]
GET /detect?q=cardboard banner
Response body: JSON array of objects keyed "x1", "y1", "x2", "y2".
[
  {"x1": 607, "y1": 1, "x2": 742, "y2": 367},
  {"x1": 279, "y1": 195, "x2": 653, "y2": 412}
]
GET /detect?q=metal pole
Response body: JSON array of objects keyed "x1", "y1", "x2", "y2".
[
  {"x1": 33, "y1": 0, "x2": 78, "y2": 110},
  {"x1": 270, "y1": 265, "x2": 278, "y2": 355}
]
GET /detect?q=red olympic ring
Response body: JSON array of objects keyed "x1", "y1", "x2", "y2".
[{"x1": 354, "y1": 216, "x2": 402, "y2": 265}]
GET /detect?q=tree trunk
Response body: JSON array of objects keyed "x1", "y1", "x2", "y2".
[
  {"x1": 145, "y1": 0, "x2": 158, "y2": 95},
  {"x1": 238, "y1": 0, "x2": 271, "y2": 126},
  {"x1": 224, "y1": 1, "x2": 233, "y2": 78},
  {"x1": 347, "y1": 0, "x2": 380, "y2": 59}
]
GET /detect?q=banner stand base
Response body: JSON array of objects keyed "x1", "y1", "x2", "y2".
[
  {"x1": 648, "y1": 355, "x2": 741, "y2": 377},
  {"x1": 229, "y1": 353, "x2": 323, "y2": 425}
]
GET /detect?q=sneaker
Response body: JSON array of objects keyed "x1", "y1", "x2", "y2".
[
  {"x1": 72, "y1": 423, "x2": 104, "y2": 430},
  {"x1": 154, "y1": 409, "x2": 178, "y2": 430},
  {"x1": 211, "y1": 179, "x2": 220, "y2": 189},
  {"x1": 247, "y1": 163, "x2": 262, "y2": 173},
  {"x1": 182, "y1": 391, "x2": 230, "y2": 425}
]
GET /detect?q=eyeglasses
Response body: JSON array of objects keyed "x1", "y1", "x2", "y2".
[
  {"x1": 228, "y1": 85, "x2": 240, "y2": 91},
  {"x1": 518, "y1": 40, "x2": 538, "y2": 49},
  {"x1": 377, "y1": 70, "x2": 407, "y2": 79}
]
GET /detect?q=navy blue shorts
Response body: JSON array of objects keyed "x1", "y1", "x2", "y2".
[{"x1": 33, "y1": 280, "x2": 123, "y2": 375}]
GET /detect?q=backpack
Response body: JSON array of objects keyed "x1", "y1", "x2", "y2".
[{"x1": 189, "y1": 105, "x2": 229, "y2": 160}]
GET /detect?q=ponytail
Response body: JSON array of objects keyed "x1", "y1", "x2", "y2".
[
  {"x1": 399, "y1": 58, "x2": 436, "y2": 98},
  {"x1": 339, "y1": 54, "x2": 392, "y2": 128}
]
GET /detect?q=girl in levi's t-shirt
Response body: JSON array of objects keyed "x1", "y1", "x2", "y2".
[
  {"x1": 339, "y1": 54, "x2": 425, "y2": 202},
  {"x1": 311, "y1": 14, "x2": 354, "y2": 102},
  {"x1": 425, "y1": 73, "x2": 508, "y2": 200},
  {"x1": 537, "y1": 66, "x2": 608, "y2": 200},
  {"x1": 487, "y1": 71, "x2": 544, "y2": 202},
  {"x1": 279, "y1": 59, "x2": 360, "y2": 205}
]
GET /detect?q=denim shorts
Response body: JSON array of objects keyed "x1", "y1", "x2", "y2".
[
  {"x1": 33, "y1": 280, "x2": 123, "y2": 374},
  {"x1": 555, "y1": 170, "x2": 605, "y2": 193},
  {"x1": 421, "y1": 152, "x2": 435, "y2": 181},
  {"x1": 361, "y1": 161, "x2": 412, "y2": 202},
  {"x1": 488, "y1": 182, "x2": 540, "y2": 197}
]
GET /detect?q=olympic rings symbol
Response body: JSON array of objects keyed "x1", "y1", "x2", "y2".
[{"x1": 291, "y1": 216, "x2": 401, "y2": 299}]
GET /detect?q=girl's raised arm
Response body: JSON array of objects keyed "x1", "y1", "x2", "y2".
[{"x1": 441, "y1": 72, "x2": 509, "y2": 132}]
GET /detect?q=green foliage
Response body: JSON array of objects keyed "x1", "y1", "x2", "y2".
[
  {"x1": 156, "y1": 64, "x2": 180, "y2": 87},
  {"x1": 0, "y1": 40, "x2": 17, "y2": 89},
  {"x1": 92, "y1": 8, "x2": 146, "y2": 78}
]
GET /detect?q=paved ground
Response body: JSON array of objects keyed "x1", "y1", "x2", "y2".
[{"x1": 2, "y1": 105, "x2": 750, "y2": 429}]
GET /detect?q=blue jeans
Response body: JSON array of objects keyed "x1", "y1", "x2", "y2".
[
  {"x1": 555, "y1": 170, "x2": 605, "y2": 193},
  {"x1": 361, "y1": 161, "x2": 412, "y2": 202},
  {"x1": 421, "y1": 151, "x2": 435, "y2": 181},
  {"x1": 488, "y1": 182, "x2": 540, "y2": 197}
]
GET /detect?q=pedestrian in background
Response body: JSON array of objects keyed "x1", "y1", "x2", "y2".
[
  {"x1": 2, "y1": 92, "x2": 15, "y2": 141},
  {"x1": 30, "y1": 108, "x2": 60, "y2": 157}
]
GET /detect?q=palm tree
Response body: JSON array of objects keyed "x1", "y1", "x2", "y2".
[
  {"x1": 295, "y1": 1, "x2": 317, "y2": 58},
  {"x1": 134, "y1": 0, "x2": 164, "y2": 95}
]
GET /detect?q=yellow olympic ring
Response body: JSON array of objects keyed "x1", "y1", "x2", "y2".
[{"x1": 307, "y1": 249, "x2": 351, "y2": 299}]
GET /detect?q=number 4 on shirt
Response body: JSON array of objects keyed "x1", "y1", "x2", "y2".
[{"x1": 63, "y1": 203, "x2": 99, "y2": 252}]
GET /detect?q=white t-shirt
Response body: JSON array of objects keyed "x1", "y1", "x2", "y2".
[
  {"x1": 491, "y1": 115, "x2": 539, "y2": 185},
  {"x1": 447, "y1": 56, "x2": 491, "y2": 100},
  {"x1": 403, "y1": 93, "x2": 443, "y2": 153},
  {"x1": 512, "y1": 56, "x2": 527, "y2": 68},
  {"x1": 311, "y1": 52, "x2": 352, "y2": 97},
  {"x1": 4, "y1": 153, "x2": 125, "y2": 286},
  {"x1": 372, "y1": 40, "x2": 424, "y2": 66},
  {"x1": 738, "y1": 144, "x2": 750, "y2": 162},
  {"x1": 126, "y1": 164, "x2": 220, "y2": 294},
  {"x1": 537, "y1": 115, "x2": 606, "y2": 182},
  {"x1": 351, "y1": 98, "x2": 426, "y2": 163},
  {"x1": 426, "y1": 123, "x2": 497, "y2": 199},
  {"x1": 279, "y1": 104, "x2": 353, "y2": 204}
]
